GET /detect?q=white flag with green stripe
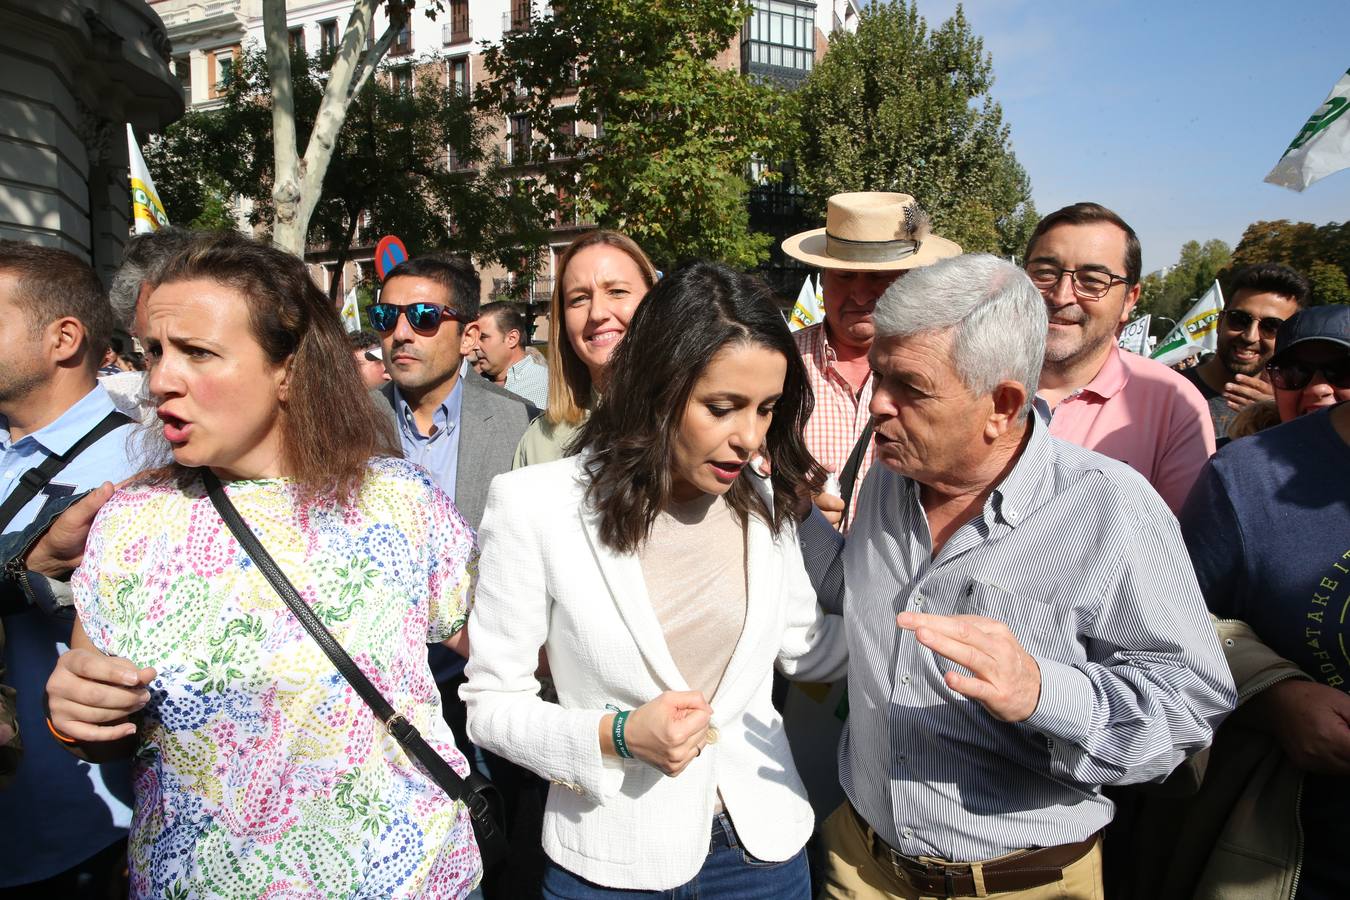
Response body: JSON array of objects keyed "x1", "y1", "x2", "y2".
[
  {"x1": 1266, "y1": 67, "x2": 1350, "y2": 192},
  {"x1": 1151, "y1": 282, "x2": 1224, "y2": 367}
]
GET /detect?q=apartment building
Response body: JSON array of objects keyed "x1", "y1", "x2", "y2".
[{"x1": 148, "y1": 0, "x2": 859, "y2": 306}]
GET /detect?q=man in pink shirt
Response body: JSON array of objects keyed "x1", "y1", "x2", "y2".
[{"x1": 1024, "y1": 203, "x2": 1215, "y2": 512}]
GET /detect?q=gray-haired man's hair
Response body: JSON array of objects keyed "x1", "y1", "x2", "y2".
[
  {"x1": 873, "y1": 254, "x2": 1048, "y2": 419},
  {"x1": 108, "y1": 227, "x2": 195, "y2": 329}
]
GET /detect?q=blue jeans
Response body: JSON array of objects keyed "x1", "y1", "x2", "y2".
[{"x1": 541, "y1": 812, "x2": 810, "y2": 899}]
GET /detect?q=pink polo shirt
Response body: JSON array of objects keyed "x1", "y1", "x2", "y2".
[{"x1": 1038, "y1": 346, "x2": 1216, "y2": 513}]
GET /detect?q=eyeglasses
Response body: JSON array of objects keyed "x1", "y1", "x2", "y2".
[
  {"x1": 1025, "y1": 264, "x2": 1131, "y2": 300},
  {"x1": 368, "y1": 302, "x2": 461, "y2": 334},
  {"x1": 1267, "y1": 356, "x2": 1350, "y2": 391},
  {"x1": 1223, "y1": 308, "x2": 1286, "y2": 339}
]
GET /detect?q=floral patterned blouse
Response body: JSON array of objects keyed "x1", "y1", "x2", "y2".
[{"x1": 73, "y1": 458, "x2": 481, "y2": 899}]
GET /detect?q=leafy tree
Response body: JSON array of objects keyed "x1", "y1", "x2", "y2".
[
  {"x1": 477, "y1": 0, "x2": 794, "y2": 269},
  {"x1": 1222, "y1": 219, "x2": 1350, "y2": 305},
  {"x1": 1135, "y1": 239, "x2": 1231, "y2": 325},
  {"x1": 146, "y1": 46, "x2": 550, "y2": 299},
  {"x1": 1308, "y1": 260, "x2": 1350, "y2": 306},
  {"x1": 790, "y1": 1, "x2": 1035, "y2": 257},
  {"x1": 260, "y1": 0, "x2": 424, "y2": 254}
]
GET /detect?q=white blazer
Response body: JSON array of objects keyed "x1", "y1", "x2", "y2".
[{"x1": 462, "y1": 455, "x2": 848, "y2": 890}]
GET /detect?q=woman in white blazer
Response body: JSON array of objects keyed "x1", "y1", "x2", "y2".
[{"x1": 463, "y1": 261, "x2": 848, "y2": 897}]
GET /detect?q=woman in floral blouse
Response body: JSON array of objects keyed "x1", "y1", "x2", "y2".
[{"x1": 45, "y1": 232, "x2": 482, "y2": 899}]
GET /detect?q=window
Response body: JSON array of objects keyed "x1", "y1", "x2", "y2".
[
  {"x1": 288, "y1": 26, "x2": 305, "y2": 54},
  {"x1": 449, "y1": 0, "x2": 470, "y2": 44},
  {"x1": 391, "y1": 18, "x2": 413, "y2": 55},
  {"x1": 320, "y1": 19, "x2": 339, "y2": 54},
  {"x1": 508, "y1": 114, "x2": 531, "y2": 164},
  {"x1": 211, "y1": 49, "x2": 234, "y2": 97},
  {"x1": 448, "y1": 56, "x2": 469, "y2": 95},
  {"x1": 551, "y1": 109, "x2": 576, "y2": 159},
  {"x1": 509, "y1": 0, "x2": 531, "y2": 32},
  {"x1": 174, "y1": 56, "x2": 191, "y2": 101},
  {"x1": 741, "y1": 0, "x2": 816, "y2": 85},
  {"x1": 393, "y1": 66, "x2": 413, "y2": 93}
]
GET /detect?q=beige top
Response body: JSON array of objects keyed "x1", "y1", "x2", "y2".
[
  {"x1": 638, "y1": 493, "x2": 747, "y2": 700},
  {"x1": 513, "y1": 413, "x2": 587, "y2": 469}
]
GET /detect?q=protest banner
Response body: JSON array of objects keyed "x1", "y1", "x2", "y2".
[{"x1": 1119, "y1": 314, "x2": 1152, "y2": 355}]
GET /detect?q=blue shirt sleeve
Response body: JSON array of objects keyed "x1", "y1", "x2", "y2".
[{"x1": 1178, "y1": 460, "x2": 1245, "y2": 620}]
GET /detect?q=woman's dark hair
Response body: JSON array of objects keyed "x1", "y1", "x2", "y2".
[
  {"x1": 575, "y1": 261, "x2": 824, "y2": 553},
  {"x1": 143, "y1": 231, "x2": 399, "y2": 499}
]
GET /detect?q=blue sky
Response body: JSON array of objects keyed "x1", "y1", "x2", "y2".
[{"x1": 912, "y1": 0, "x2": 1350, "y2": 273}]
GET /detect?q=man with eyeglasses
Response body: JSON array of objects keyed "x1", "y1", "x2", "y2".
[
  {"x1": 1024, "y1": 203, "x2": 1215, "y2": 512},
  {"x1": 1179, "y1": 263, "x2": 1308, "y2": 446},
  {"x1": 1139, "y1": 305, "x2": 1350, "y2": 900}
]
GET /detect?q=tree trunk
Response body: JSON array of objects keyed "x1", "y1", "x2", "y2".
[
  {"x1": 328, "y1": 209, "x2": 362, "y2": 303},
  {"x1": 265, "y1": 0, "x2": 402, "y2": 256}
]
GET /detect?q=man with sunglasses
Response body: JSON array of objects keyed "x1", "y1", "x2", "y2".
[
  {"x1": 1157, "y1": 305, "x2": 1350, "y2": 900},
  {"x1": 1024, "y1": 203, "x2": 1215, "y2": 512},
  {"x1": 368, "y1": 255, "x2": 535, "y2": 739},
  {"x1": 369, "y1": 255, "x2": 537, "y2": 530},
  {"x1": 1179, "y1": 264, "x2": 1309, "y2": 446}
]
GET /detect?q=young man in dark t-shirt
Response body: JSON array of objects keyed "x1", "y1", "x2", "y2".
[
  {"x1": 1179, "y1": 263, "x2": 1308, "y2": 445},
  {"x1": 1180, "y1": 305, "x2": 1350, "y2": 899}
]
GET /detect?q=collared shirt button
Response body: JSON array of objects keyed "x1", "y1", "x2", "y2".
[
  {"x1": 912, "y1": 595, "x2": 923, "y2": 609},
  {"x1": 901, "y1": 827, "x2": 914, "y2": 840},
  {"x1": 900, "y1": 674, "x2": 911, "y2": 686},
  {"x1": 1006, "y1": 508, "x2": 1018, "y2": 523}
]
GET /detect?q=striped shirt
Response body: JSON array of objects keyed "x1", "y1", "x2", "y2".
[
  {"x1": 800, "y1": 415, "x2": 1235, "y2": 861},
  {"x1": 794, "y1": 323, "x2": 874, "y2": 527}
]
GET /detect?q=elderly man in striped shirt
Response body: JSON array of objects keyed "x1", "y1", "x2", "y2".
[
  {"x1": 781, "y1": 192, "x2": 961, "y2": 532},
  {"x1": 802, "y1": 253, "x2": 1235, "y2": 900}
]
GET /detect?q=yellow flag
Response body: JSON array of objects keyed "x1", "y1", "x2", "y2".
[{"x1": 127, "y1": 124, "x2": 169, "y2": 233}]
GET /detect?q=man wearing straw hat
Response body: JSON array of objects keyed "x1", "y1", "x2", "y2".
[{"x1": 783, "y1": 193, "x2": 961, "y2": 532}]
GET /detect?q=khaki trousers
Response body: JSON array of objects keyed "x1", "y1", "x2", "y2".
[{"x1": 817, "y1": 804, "x2": 1104, "y2": 900}]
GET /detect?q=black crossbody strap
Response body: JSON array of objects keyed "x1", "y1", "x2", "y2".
[
  {"x1": 836, "y1": 418, "x2": 874, "y2": 530},
  {"x1": 0, "y1": 410, "x2": 133, "y2": 532},
  {"x1": 202, "y1": 471, "x2": 507, "y2": 863}
]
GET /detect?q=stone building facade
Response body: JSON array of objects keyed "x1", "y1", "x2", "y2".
[{"x1": 0, "y1": 0, "x2": 183, "y2": 283}]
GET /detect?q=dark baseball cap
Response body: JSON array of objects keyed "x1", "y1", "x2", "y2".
[{"x1": 1269, "y1": 305, "x2": 1350, "y2": 366}]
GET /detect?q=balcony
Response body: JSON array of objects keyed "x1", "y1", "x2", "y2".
[
  {"x1": 506, "y1": 0, "x2": 531, "y2": 33},
  {"x1": 445, "y1": 0, "x2": 470, "y2": 44}
]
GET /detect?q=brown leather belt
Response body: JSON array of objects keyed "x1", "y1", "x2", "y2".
[{"x1": 851, "y1": 803, "x2": 1098, "y2": 897}]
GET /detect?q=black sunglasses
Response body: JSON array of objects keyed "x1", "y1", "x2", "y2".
[
  {"x1": 368, "y1": 302, "x2": 462, "y2": 334},
  {"x1": 1223, "y1": 309, "x2": 1286, "y2": 339},
  {"x1": 1267, "y1": 356, "x2": 1350, "y2": 391}
]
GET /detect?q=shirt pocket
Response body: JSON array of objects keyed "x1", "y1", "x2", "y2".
[{"x1": 961, "y1": 578, "x2": 1059, "y2": 649}]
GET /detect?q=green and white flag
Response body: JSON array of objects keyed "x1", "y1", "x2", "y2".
[
  {"x1": 1151, "y1": 281, "x2": 1224, "y2": 367},
  {"x1": 1266, "y1": 67, "x2": 1350, "y2": 192},
  {"x1": 1118, "y1": 314, "x2": 1151, "y2": 356}
]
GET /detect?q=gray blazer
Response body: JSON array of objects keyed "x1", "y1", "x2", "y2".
[{"x1": 376, "y1": 375, "x2": 536, "y2": 527}]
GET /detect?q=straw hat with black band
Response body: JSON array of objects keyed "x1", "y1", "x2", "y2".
[{"x1": 782, "y1": 192, "x2": 962, "y2": 272}]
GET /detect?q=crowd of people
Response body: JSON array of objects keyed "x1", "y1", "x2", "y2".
[{"x1": 0, "y1": 189, "x2": 1345, "y2": 900}]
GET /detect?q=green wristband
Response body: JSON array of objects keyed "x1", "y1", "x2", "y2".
[{"x1": 612, "y1": 709, "x2": 633, "y2": 759}]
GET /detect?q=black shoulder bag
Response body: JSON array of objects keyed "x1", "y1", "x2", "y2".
[
  {"x1": 836, "y1": 418, "x2": 874, "y2": 532},
  {"x1": 202, "y1": 471, "x2": 509, "y2": 868}
]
